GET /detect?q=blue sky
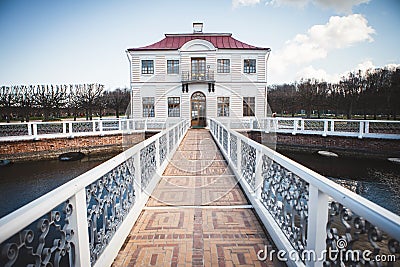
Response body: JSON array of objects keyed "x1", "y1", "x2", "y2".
[{"x1": 0, "y1": 0, "x2": 399, "y2": 89}]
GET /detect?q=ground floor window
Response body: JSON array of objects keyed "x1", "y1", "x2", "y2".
[
  {"x1": 243, "y1": 97, "x2": 255, "y2": 116},
  {"x1": 217, "y1": 97, "x2": 230, "y2": 117},
  {"x1": 168, "y1": 97, "x2": 180, "y2": 117},
  {"x1": 142, "y1": 97, "x2": 155, "y2": 117}
]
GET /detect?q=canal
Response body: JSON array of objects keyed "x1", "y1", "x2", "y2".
[
  {"x1": 0, "y1": 155, "x2": 116, "y2": 218},
  {"x1": 279, "y1": 149, "x2": 400, "y2": 216},
  {"x1": 0, "y1": 150, "x2": 399, "y2": 218}
]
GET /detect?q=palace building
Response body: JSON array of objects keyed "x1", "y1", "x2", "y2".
[{"x1": 126, "y1": 23, "x2": 270, "y2": 127}]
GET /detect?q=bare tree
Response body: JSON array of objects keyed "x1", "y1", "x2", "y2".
[
  {"x1": 78, "y1": 84, "x2": 104, "y2": 120},
  {"x1": 105, "y1": 88, "x2": 130, "y2": 118}
]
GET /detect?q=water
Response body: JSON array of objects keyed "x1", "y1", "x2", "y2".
[
  {"x1": 0, "y1": 155, "x2": 115, "y2": 218},
  {"x1": 279, "y1": 150, "x2": 400, "y2": 215}
]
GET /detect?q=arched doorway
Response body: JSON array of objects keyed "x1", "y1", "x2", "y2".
[{"x1": 191, "y1": 91, "x2": 206, "y2": 127}]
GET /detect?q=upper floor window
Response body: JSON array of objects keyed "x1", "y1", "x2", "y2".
[
  {"x1": 217, "y1": 59, "x2": 230, "y2": 73},
  {"x1": 167, "y1": 60, "x2": 179, "y2": 74},
  {"x1": 142, "y1": 97, "x2": 155, "y2": 117},
  {"x1": 168, "y1": 97, "x2": 180, "y2": 117},
  {"x1": 243, "y1": 59, "x2": 256, "y2": 74},
  {"x1": 141, "y1": 60, "x2": 154, "y2": 74},
  {"x1": 217, "y1": 97, "x2": 230, "y2": 117},
  {"x1": 243, "y1": 97, "x2": 255, "y2": 116}
]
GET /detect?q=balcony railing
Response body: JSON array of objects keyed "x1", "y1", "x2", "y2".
[{"x1": 181, "y1": 70, "x2": 215, "y2": 83}]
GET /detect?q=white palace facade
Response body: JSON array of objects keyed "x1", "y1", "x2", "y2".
[{"x1": 126, "y1": 23, "x2": 270, "y2": 127}]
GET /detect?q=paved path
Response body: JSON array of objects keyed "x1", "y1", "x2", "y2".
[{"x1": 113, "y1": 129, "x2": 280, "y2": 266}]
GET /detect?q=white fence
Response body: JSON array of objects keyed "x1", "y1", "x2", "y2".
[
  {"x1": 210, "y1": 118, "x2": 400, "y2": 267},
  {"x1": 0, "y1": 118, "x2": 176, "y2": 141},
  {"x1": 0, "y1": 119, "x2": 190, "y2": 267},
  {"x1": 215, "y1": 117, "x2": 400, "y2": 139}
]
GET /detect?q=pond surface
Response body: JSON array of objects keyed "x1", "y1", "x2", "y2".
[
  {"x1": 279, "y1": 149, "x2": 400, "y2": 215},
  {"x1": 0, "y1": 155, "x2": 114, "y2": 218}
]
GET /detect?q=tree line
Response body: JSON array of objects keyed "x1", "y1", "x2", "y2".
[
  {"x1": 0, "y1": 84, "x2": 130, "y2": 122},
  {"x1": 268, "y1": 67, "x2": 400, "y2": 120}
]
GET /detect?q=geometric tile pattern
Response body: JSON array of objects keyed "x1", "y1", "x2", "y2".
[{"x1": 112, "y1": 129, "x2": 282, "y2": 267}]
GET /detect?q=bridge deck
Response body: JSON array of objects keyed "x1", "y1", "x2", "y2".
[{"x1": 113, "y1": 129, "x2": 279, "y2": 266}]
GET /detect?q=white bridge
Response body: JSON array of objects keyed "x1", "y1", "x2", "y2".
[{"x1": 0, "y1": 118, "x2": 399, "y2": 266}]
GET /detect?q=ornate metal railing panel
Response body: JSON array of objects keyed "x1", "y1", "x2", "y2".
[
  {"x1": 86, "y1": 157, "x2": 135, "y2": 265},
  {"x1": 37, "y1": 122, "x2": 64, "y2": 135},
  {"x1": 140, "y1": 141, "x2": 157, "y2": 191},
  {"x1": 222, "y1": 128, "x2": 228, "y2": 152},
  {"x1": 241, "y1": 140, "x2": 256, "y2": 190},
  {"x1": 0, "y1": 200, "x2": 75, "y2": 267},
  {"x1": 229, "y1": 134, "x2": 237, "y2": 167},
  {"x1": 72, "y1": 121, "x2": 93, "y2": 133},
  {"x1": 159, "y1": 134, "x2": 167, "y2": 165},
  {"x1": 326, "y1": 201, "x2": 400, "y2": 266},
  {"x1": 0, "y1": 123, "x2": 28, "y2": 137},
  {"x1": 261, "y1": 159, "x2": 309, "y2": 254},
  {"x1": 210, "y1": 118, "x2": 400, "y2": 266},
  {"x1": 0, "y1": 119, "x2": 189, "y2": 267}
]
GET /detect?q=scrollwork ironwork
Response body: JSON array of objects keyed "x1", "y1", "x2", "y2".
[
  {"x1": 261, "y1": 159, "x2": 309, "y2": 254},
  {"x1": 86, "y1": 157, "x2": 135, "y2": 265},
  {"x1": 326, "y1": 201, "x2": 400, "y2": 266},
  {"x1": 0, "y1": 201, "x2": 75, "y2": 267},
  {"x1": 223, "y1": 129, "x2": 228, "y2": 152},
  {"x1": 230, "y1": 134, "x2": 237, "y2": 167},
  {"x1": 140, "y1": 141, "x2": 156, "y2": 191},
  {"x1": 241, "y1": 140, "x2": 256, "y2": 189},
  {"x1": 159, "y1": 134, "x2": 167, "y2": 165}
]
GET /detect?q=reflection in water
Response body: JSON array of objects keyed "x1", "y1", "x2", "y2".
[
  {"x1": 0, "y1": 155, "x2": 115, "y2": 218},
  {"x1": 279, "y1": 150, "x2": 400, "y2": 215}
]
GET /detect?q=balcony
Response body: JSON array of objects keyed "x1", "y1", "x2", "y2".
[{"x1": 181, "y1": 70, "x2": 215, "y2": 83}]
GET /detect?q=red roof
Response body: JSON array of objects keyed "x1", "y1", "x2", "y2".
[{"x1": 127, "y1": 33, "x2": 269, "y2": 51}]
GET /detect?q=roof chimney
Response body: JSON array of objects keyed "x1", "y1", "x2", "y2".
[{"x1": 193, "y1": 22, "x2": 203, "y2": 33}]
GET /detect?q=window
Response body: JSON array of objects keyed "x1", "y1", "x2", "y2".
[
  {"x1": 142, "y1": 97, "x2": 155, "y2": 117},
  {"x1": 217, "y1": 97, "x2": 230, "y2": 117},
  {"x1": 243, "y1": 97, "x2": 255, "y2": 116},
  {"x1": 243, "y1": 59, "x2": 256, "y2": 74},
  {"x1": 141, "y1": 60, "x2": 154, "y2": 74},
  {"x1": 217, "y1": 59, "x2": 230, "y2": 73},
  {"x1": 168, "y1": 97, "x2": 180, "y2": 117},
  {"x1": 167, "y1": 60, "x2": 179, "y2": 74}
]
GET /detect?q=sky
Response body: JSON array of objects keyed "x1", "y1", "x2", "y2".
[{"x1": 0, "y1": 0, "x2": 399, "y2": 89}]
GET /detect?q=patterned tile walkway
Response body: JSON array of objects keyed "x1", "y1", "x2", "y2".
[{"x1": 113, "y1": 129, "x2": 282, "y2": 267}]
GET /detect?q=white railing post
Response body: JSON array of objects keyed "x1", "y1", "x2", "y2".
[
  {"x1": 99, "y1": 120, "x2": 103, "y2": 134},
  {"x1": 92, "y1": 121, "x2": 96, "y2": 133},
  {"x1": 330, "y1": 120, "x2": 335, "y2": 133},
  {"x1": 358, "y1": 121, "x2": 364, "y2": 139},
  {"x1": 322, "y1": 120, "x2": 328, "y2": 137},
  {"x1": 69, "y1": 189, "x2": 91, "y2": 267},
  {"x1": 118, "y1": 119, "x2": 122, "y2": 131},
  {"x1": 365, "y1": 121, "x2": 370, "y2": 134},
  {"x1": 265, "y1": 118, "x2": 271, "y2": 133},
  {"x1": 134, "y1": 152, "x2": 142, "y2": 197},
  {"x1": 69, "y1": 122, "x2": 73, "y2": 136},
  {"x1": 301, "y1": 119, "x2": 305, "y2": 132},
  {"x1": 254, "y1": 149, "x2": 263, "y2": 197},
  {"x1": 27, "y1": 122, "x2": 32, "y2": 136},
  {"x1": 306, "y1": 185, "x2": 329, "y2": 267},
  {"x1": 62, "y1": 122, "x2": 67, "y2": 134},
  {"x1": 292, "y1": 119, "x2": 298, "y2": 135},
  {"x1": 32, "y1": 123, "x2": 38, "y2": 139}
]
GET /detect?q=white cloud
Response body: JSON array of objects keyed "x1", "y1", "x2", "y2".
[
  {"x1": 295, "y1": 65, "x2": 341, "y2": 82},
  {"x1": 232, "y1": 0, "x2": 261, "y2": 8},
  {"x1": 266, "y1": 0, "x2": 370, "y2": 13},
  {"x1": 270, "y1": 14, "x2": 375, "y2": 74}
]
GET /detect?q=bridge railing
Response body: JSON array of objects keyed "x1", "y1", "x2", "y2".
[
  {"x1": 258, "y1": 117, "x2": 400, "y2": 139},
  {"x1": 0, "y1": 119, "x2": 190, "y2": 267},
  {"x1": 210, "y1": 118, "x2": 400, "y2": 267},
  {"x1": 0, "y1": 118, "x2": 172, "y2": 141}
]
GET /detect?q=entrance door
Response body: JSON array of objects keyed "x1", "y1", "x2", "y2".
[{"x1": 191, "y1": 92, "x2": 206, "y2": 127}]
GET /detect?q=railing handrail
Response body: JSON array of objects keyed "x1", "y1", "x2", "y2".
[
  {"x1": 210, "y1": 118, "x2": 400, "y2": 266},
  {"x1": 0, "y1": 119, "x2": 188, "y2": 243}
]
